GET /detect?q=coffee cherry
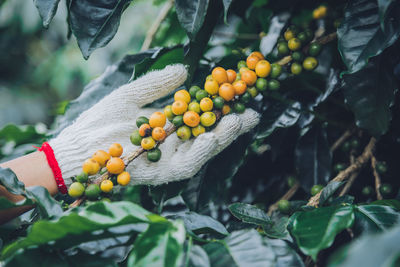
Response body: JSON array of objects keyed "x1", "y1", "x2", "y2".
[
  {"x1": 149, "y1": 112, "x2": 166, "y2": 128},
  {"x1": 308, "y1": 43, "x2": 322, "y2": 56},
  {"x1": 268, "y1": 79, "x2": 280, "y2": 90},
  {"x1": 311, "y1": 184, "x2": 324, "y2": 196},
  {"x1": 379, "y1": 183, "x2": 393, "y2": 197},
  {"x1": 248, "y1": 87, "x2": 258, "y2": 98},
  {"x1": 206, "y1": 75, "x2": 213, "y2": 81},
  {"x1": 130, "y1": 130, "x2": 142, "y2": 146},
  {"x1": 139, "y1": 123, "x2": 152, "y2": 137},
  {"x1": 219, "y1": 83, "x2": 235, "y2": 101},
  {"x1": 164, "y1": 105, "x2": 174, "y2": 121},
  {"x1": 313, "y1": 6, "x2": 327, "y2": 20},
  {"x1": 200, "y1": 112, "x2": 216, "y2": 127},
  {"x1": 233, "y1": 80, "x2": 247, "y2": 95},
  {"x1": 342, "y1": 141, "x2": 351, "y2": 152},
  {"x1": 240, "y1": 91, "x2": 252, "y2": 104},
  {"x1": 256, "y1": 78, "x2": 268, "y2": 92},
  {"x1": 284, "y1": 29, "x2": 295, "y2": 41},
  {"x1": 278, "y1": 199, "x2": 291, "y2": 214},
  {"x1": 287, "y1": 175, "x2": 297, "y2": 187},
  {"x1": 177, "y1": 125, "x2": 192, "y2": 140},
  {"x1": 141, "y1": 137, "x2": 156, "y2": 150},
  {"x1": 106, "y1": 157, "x2": 125, "y2": 174},
  {"x1": 235, "y1": 72, "x2": 241, "y2": 81},
  {"x1": 246, "y1": 56, "x2": 260, "y2": 70},
  {"x1": 85, "y1": 184, "x2": 101, "y2": 200},
  {"x1": 183, "y1": 111, "x2": 201, "y2": 127},
  {"x1": 195, "y1": 90, "x2": 208, "y2": 101},
  {"x1": 350, "y1": 139, "x2": 360, "y2": 149},
  {"x1": 188, "y1": 101, "x2": 201, "y2": 113},
  {"x1": 239, "y1": 67, "x2": 250, "y2": 75},
  {"x1": 147, "y1": 148, "x2": 162, "y2": 162},
  {"x1": 200, "y1": 97, "x2": 214, "y2": 112},
  {"x1": 192, "y1": 125, "x2": 206, "y2": 137},
  {"x1": 82, "y1": 158, "x2": 100, "y2": 175},
  {"x1": 288, "y1": 38, "x2": 301, "y2": 51},
  {"x1": 304, "y1": 29, "x2": 313, "y2": 41},
  {"x1": 100, "y1": 180, "x2": 113, "y2": 193},
  {"x1": 292, "y1": 51, "x2": 304, "y2": 62},
  {"x1": 303, "y1": 57, "x2": 318, "y2": 70},
  {"x1": 334, "y1": 163, "x2": 347, "y2": 173},
  {"x1": 136, "y1": 116, "x2": 149, "y2": 128},
  {"x1": 237, "y1": 60, "x2": 247, "y2": 70},
  {"x1": 277, "y1": 42, "x2": 289, "y2": 55},
  {"x1": 222, "y1": 104, "x2": 231, "y2": 115},
  {"x1": 376, "y1": 161, "x2": 388, "y2": 174},
  {"x1": 152, "y1": 127, "x2": 166, "y2": 141},
  {"x1": 255, "y1": 60, "x2": 271, "y2": 78},
  {"x1": 189, "y1": 85, "x2": 201, "y2": 98},
  {"x1": 76, "y1": 172, "x2": 88, "y2": 183},
  {"x1": 249, "y1": 51, "x2": 264, "y2": 60},
  {"x1": 241, "y1": 70, "x2": 257, "y2": 86},
  {"x1": 92, "y1": 150, "x2": 111, "y2": 167},
  {"x1": 68, "y1": 182, "x2": 85, "y2": 198},
  {"x1": 213, "y1": 96, "x2": 225, "y2": 109},
  {"x1": 226, "y1": 69, "x2": 237, "y2": 83},
  {"x1": 212, "y1": 67, "x2": 228, "y2": 84},
  {"x1": 270, "y1": 63, "x2": 282, "y2": 78},
  {"x1": 362, "y1": 186, "x2": 373, "y2": 196},
  {"x1": 174, "y1": 89, "x2": 191, "y2": 104},
  {"x1": 109, "y1": 143, "x2": 123, "y2": 159},
  {"x1": 205, "y1": 79, "x2": 219, "y2": 95},
  {"x1": 117, "y1": 171, "x2": 131, "y2": 185},
  {"x1": 172, "y1": 100, "x2": 188, "y2": 115},
  {"x1": 297, "y1": 32, "x2": 308, "y2": 43},
  {"x1": 172, "y1": 115, "x2": 184, "y2": 127},
  {"x1": 291, "y1": 63, "x2": 302, "y2": 75},
  {"x1": 233, "y1": 102, "x2": 246, "y2": 113}
]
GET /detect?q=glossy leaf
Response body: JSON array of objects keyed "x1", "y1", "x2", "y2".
[
  {"x1": 222, "y1": 0, "x2": 233, "y2": 23},
  {"x1": 228, "y1": 203, "x2": 271, "y2": 227},
  {"x1": 377, "y1": 0, "x2": 395, "y2": 28},
  {"x1": 1, "y1": 201, "x2": 151, "y2": 259},
  {"x1": 288, "y1": 205, "x2": 355, "y2": 260},
  {"x1": 175, "y1": 0, "x2": 209, "y2": 39},
  {"x1": 337, "y1": 0, "x2": 400, "y2": 74},
  {"x1": 127, "y1": 220, "x2": 185, "y2": 267},
  {"x1": 319, "y1": 181, "x2": 345, "y2": 206},
  {"x1": 262, "y1": 214, "x2": 290, "y2": 240},
  {"x1": 68, "y1": 0, "x2": 133, "y2": 59},
  {"x1": 188, "y1": 245, "x2": 210, "y2": 267},
  {"x1": 353, "y1": 205, "x2": 400, "y2": 235},
  {"x1": 266, "y1": 238, "x2": 305, "y2": 267},
  {"x1": 204, "y1": 229, "x2": 276, "y2": 266},
  {"x1": 328, "y1": 224, "x2": 400, "y2": 267},
  {"x1": 342, "y1": 56, "x2": 398, "y2": 137},
  {"x1": 294, "y1": 126, "x2": 332, "y2": 191},
  {"x1": 370, "y1": 199, "x2": 400, "y2": 211},
  {"x1": 33, "y1": 0, "x2": 61, "y2": 28},
  {"x1": 168, "y1": 212, "x2": 228, "y2": 237}
]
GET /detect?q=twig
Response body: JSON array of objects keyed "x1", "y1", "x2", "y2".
[
  {"x1": 307, "y1": 137, "x2": 376, "y2": 207},
  {"x1": 339, "y1": 150, "x2": 358, "y2": 196},
  {"x1": 267, "y1": 183, "x2": 300, "y2": 215},
  {"x1": 330, "y1": 128, "x2": 354, "y2": 153},
  {"x1": 140, "y1": 0, "x2": 174, "y2": 51},
  {"x1": 371, "y1": 155, "x2": 383, "y2": 200}
]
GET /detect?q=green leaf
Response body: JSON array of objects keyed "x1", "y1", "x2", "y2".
[
  {"x1": 257, "y1": 101, "x2": 301, "y2": 139},
  {"x1": 188, "y1": 245, "x2": 210, "y2": 267},
  {"x1": 319, "y1": 181, "x2": 345, "y2": 206},
  {"x1": 328, "y1": 224, "x2": 400, "y2": 267},
  {"x1": 371, "y1": 199, "x2": 400, "y2": 211},
  {"x1": 204, "y1": 229, "x2": 276, "y2": 266},
  {"x1": 353, "y1": 205, "x2": 400, "y2": 235},
  {"x1": 377, "y1": 0, "x2": 395, "y2": 28},
  {"x1": 0, "y1": 168, "x2": 26, "y2": 196},
  {"x1": 175, "y1": 0, "x2": 209, "y2": 40},
  {"x1": 266, "y1": 238, "x2": 305, "y2": 267},
  {"x1": 68, "y1": 0, "x2": 133, "y2": 59},
  {"x1": 288, "y1": 205, "x2": 355, "y2": 260},
  {"x1": 342, "y1": 56, "x2": 398, "y2": 137},
  {"x1": 222, "y1": 0, "x2": 233, "y2": 23},
  {"x1": 294, "y1": 126, "x2": 332, "y2": 191},
  {"x1": 0, "y1": 124, "x2": 44, "y2": 146},
  {"x1": 262, "y1": 214, "x2": 290, "y2": 240},
  {"x1": 33, "y1": 0, "x2": 61, "y2": 28},
  {"x1": 127, "y1": 220, "x2": 185, "y2": 267},
  {"x1": 337, "y1": 0, "x2": 400, "y2": 74},
  {"x1": 168, "y1": 212, "x2": 228, "y2": 238},
  {"x1": 228, "y1": 203, "x2": 271, "y2": 227},
  {"x1": 1, "y1": 201, "x2": 151, "y2": 260}
]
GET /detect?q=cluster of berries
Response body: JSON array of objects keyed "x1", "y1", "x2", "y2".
[
  {"x1": 68, "y1": 143, "x2": 130, "y2": 199},
  {"x1": 277, "y1": 26, "x2": 322, "y2": 75},
  {"x1": 312, "y1": 5, "x2": 328, "y2": 20}
]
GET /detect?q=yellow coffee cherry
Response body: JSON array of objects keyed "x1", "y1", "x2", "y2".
[
  {"x1": 200, "y1": 112, "x2": 216, "y2": 127},
  {"x1": 200, "y1": 97, "x2": 213, "y2": 112},
  {"x1": 188, "y1": 101, "x2": 201, "y2": 113},
  {"x1": 117, "y1": 171, "x2": 131, "y2": 186},
  {"x1": 149, "y1": 111, "x2": 166, "y2": 128},
  {"x1": 204, "y1": 79, "x2": 219, "y2": 95},
  {"x1": 172, "y1": 100, "x2": 188, "y2": 115},
  {"x1": 141, "y1": 136, "x2": 156, "y2": 150},
  {"x1": 174, "y1": 89, "x2": 191, "y2": 104},
  {"x1": 192, "y1": 125, "x2": 206, "y2": 137},
  {"x1": 109, "y1": 143, "x2": 123, "y2": 157},
  {"x1": 92, "y1": 150, "x2": 110, "y2": 167},
  {"x1": 100, "y1": 180, "x2": 113, "y2": 193},
  {"x1": 82, "y1": 158, "x2": 100, "y2": 175}
]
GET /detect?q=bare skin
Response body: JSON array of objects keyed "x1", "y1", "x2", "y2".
[{"x1": 0, "y1": 151, "x2": 58, "y2": 224}]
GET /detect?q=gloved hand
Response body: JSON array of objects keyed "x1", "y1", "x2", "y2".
[{"x1": 49, "y1": 64, "x2": 260, "y2": 187}]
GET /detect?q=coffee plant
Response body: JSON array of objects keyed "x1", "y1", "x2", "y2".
[{"x1": 1, "y1": 0, "x2": 400, "y2": 266}]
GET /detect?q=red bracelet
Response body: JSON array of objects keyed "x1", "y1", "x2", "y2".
[{"x1": 36, "y1": 142, "x2": 67, "y2": 194}]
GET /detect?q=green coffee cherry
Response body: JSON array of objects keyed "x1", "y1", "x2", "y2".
[
  {"x1": 311, "y1": 184, "x2": 324, "y2": 196},
  {"x1": 256, "y1": 78, "x2": 268, "y2": 92},
  {"x1": 240, "y1": 91, "x2": 252, "y2": 104},
  {"x1": 292, "y1": 51, "x2": 304, "y2": 62},
  {"x1": 196, "y1": 90, "x2": 208, "y2": 101},
  {"x1": 379, "y1": 183, "x2": 393, "y2": 197},
  {"x1": 233, "y1": 102, "x2": 246, "y2": 113},
  {"x1": 147, "y1": 148, "x2": 162, "y2": 162},
  {"x1": 76, "y1": 172, "x2": 88, "y2": 183},
  {"x1": 270, "y1": 64, "x2": 282, "y2": 78},
  {"x1": 237, "y1": 60, "x2": 247, "y2": 70},
  {"x1": 172, "y1": 115, "x2": 184, "y2": 127},
  {"x1": 308, "y1": 43, "x2": 322, "y2": 56},
  {"x1": 136, "y1": 116, "x2": 149, "y2": 128},
  {"x1": 291, "y1": 63, "x2": 302, "y2": 75},
  {"x1": 362, "y1": 186, "x2": 373, "y2": 196},
  {"x1": 189, "y1": 85, "x2": 201, "y2": 98},
  {"x1": 130, "y1": 130, "x2": 142, "y2": 146},
  {"x1": 278, "y1": 199, "x2": 291, "y2": 214},
  {"x1": 268, "y1": 79, "x2": 280, "y2": 90},
  {"x1": 248, "y1": 87, "x2": 258, "y2": 98},
  {"x1": 277, "y1": 42, "x2": 289, "y2": 56},
  {"x1": 376, "y1": 161, "x2": 388, "y2": 174},
  {"x1": 85, "y1": 184, "x2": 101, "y2": 200},
  {"x1": 297, "y1": 32, "x2": 308, "y2": 43},
  {"x1": 287, "y1": 175, "x2": 297, "y2": 187},
  {"x1": 177, "y1": 125, "x2": 192, "y2": 140},
  {"x1": 68, "y1": 182, "x2": 85, "y2": 198},
  {"x1": 303, "y1": 57, "x2": 318, "y2": 70},
  {"x1": 213, "y1": 96, "x2": 225, "y2": 109}
]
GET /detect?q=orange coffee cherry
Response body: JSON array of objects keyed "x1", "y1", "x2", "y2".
[
  {"x1": 92, "y1": 150, "x2": 111, "y2": 167},
  {"x1": 246, "y1": 55, "x2": 260, "y2": 70},
  {"x1": 117, "y1": 171, "x2": 131, "y2": 186},
  {"x1": 109, "y1": 143, "x2": 123, "y2": 157},
  {"x1": 172, "y1": 100, "x2": 188, "y2": 115},
  {"x1": 149, "y1": 111, "x2": 166, "y2": 128},
  {"x1": 233, "y1": 80, "x2": 247, "y2": 95},
  {"x1": 226, "y1": 69, "x2": 237, "y2": 83},
  {"x1": 183, "y1": 111, "x2": 201, "y2": 127},
  {"x1": 218, "y1": 83, "x2": 235, "y2": 101},
  {"x1": 139, "y1": 123, "x2": 152, "y2": 137},
  {"x1": 204, "y1": 79, "x2": 219, "y2": 95},
  {"x1": 222, "y1": 104, "x2": 231, "y2": 115},
  {"x1": 174, "y1": 89, "x2": 191, "y2": 104},
  {"x1": 249, "y1": 51, "x2": 264, "y2": 60},
  {"x1": 106, "y1": 157, "x2": 125, "y2": 175},
  {"x1": 239, "y1": 67, "x2": 250, "y2": 75},
  {"x1": 82, "y1": 158, "x2": 100, "y2": 175},
  {"x1": 152, "y1": 127, "x2": 166, "y2": 141},
  {"x1": 211, "y1": 67, "x2": 228, "y2": 84},
  {"x1": 241, "y1": 70, "x2": 257, "y2": 86},
  {"x1": 255, "y1": 60, "x2": 271, "y2": 78}
]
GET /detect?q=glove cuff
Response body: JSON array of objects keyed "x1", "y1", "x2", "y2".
[{"x1": 36, "y1": 142, "x2": 68, "y2": 194}]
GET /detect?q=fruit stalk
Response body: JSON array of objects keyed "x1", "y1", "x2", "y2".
[
  {"x1": 267, "y1": 182, "x2": 300, "y2": 215},
  {"x1": 371, "y1": 155, "x2": 383, "y2": 200}
]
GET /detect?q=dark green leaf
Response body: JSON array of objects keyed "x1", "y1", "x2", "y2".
[
  {"x1": 295, "y1": 126, "x2": 332, "y2": 191},
  {"x1": 25, "y1": 186, "x2": 63, "y2": 219},
  {"x1": 168, "y1": 212, "x2": 228, "y2": 237},
  {"x1": 262, "y1": 214, "x2": 290, "y2": 240},
  {"x1": 266, "y1": 238, "x2": 305, "y2": 267},
  {"x1": 0, "y1": 168, "x2": 27, "y2": 196},
  {"x1": 328, "y1": 224, "x2": 400, "y2": 267},
  {"x1": 222, "y1": 0, "x2": 233, "y2": 23},
  {"x1": 0, "y1": 124, "x2": 44, "y2": 146},
  {"x1": 371, "y1": 199, "x2": 400, "y2": 211},
  {"x1": 337, "y1": 0, "x2": 400, "y2": 74},
  {"x1": 127, "y1": 220, "x2": 185, "y2": 267},
  {"x1": 1, "y1": 201, "x2": 151, "y2": 260},
  {"x1": 188, "y1": 245, "x2": 210, "y2": 267},
  {"x1": 204, "y1": 229, "x2": 276, "y2": 266},
  {"x1": 377, "y1": 0, "x2": 395, "y2": 28},
  {"x1": 319, "y1": 181, "x2": 345, "y2": 206},
  {"x1": 353, "y1": 205, "x2": 400, "y2": 235},
  {"x1": 68, "y1": 0, "x2": 133, "y2": 59},
  {"x1": 175, "y1": 0, "x2": 209, "y2": 39},
  {"x1": 342, "y1": 56, "x2": 398, "y2": 137},
  {"x1": 33, "y1": 0, "x2": 61, "y2": 28},
  {"x1": 288, "y1": 205, "x2": 355, "y2": 260},
  {"x1": 257, "y1": 101, "x2": 301, "y2": 139},
  {"x1": 228, "y1": 203, "x2": 271, "y2": 227}
]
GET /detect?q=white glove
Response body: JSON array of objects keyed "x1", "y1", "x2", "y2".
[{"x1": 49, "y1": 64, "x2": 260, "y2": 187}]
